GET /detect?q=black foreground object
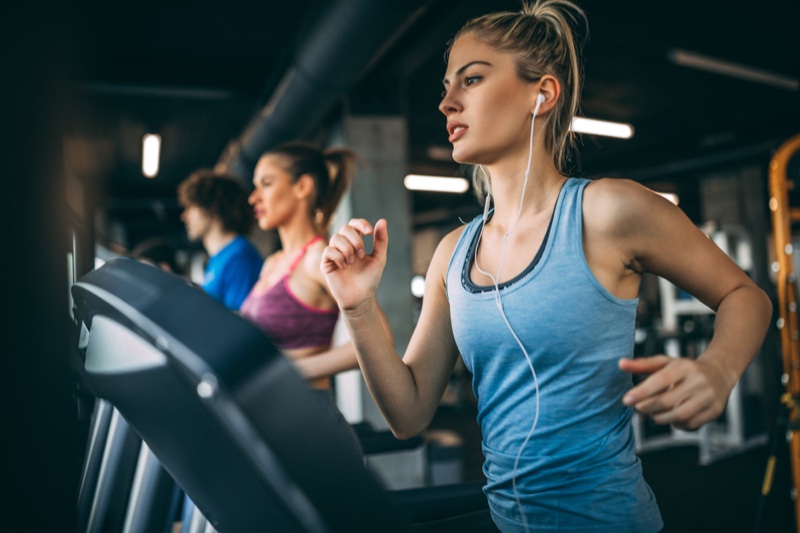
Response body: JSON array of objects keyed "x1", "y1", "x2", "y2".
[
  {"x1": 72, "y1": 258, "x2": 495, "y2": 532},
  {"x1": 72, "y1": 258, "x2": 412, "y2": 532}
]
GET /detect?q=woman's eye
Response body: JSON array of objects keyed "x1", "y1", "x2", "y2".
[{"x1": 465, "y1": 76, "x2": 481, "y2": 86}]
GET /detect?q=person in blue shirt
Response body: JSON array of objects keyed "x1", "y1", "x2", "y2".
[
  {"x1": 320, "y1": 1, "x2": 772, "y2": 531},
  {"x1": 178, "y1": 169, "x2": 263, "y2": 310}
]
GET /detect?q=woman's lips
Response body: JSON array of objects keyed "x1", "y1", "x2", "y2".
[{"x1": 448, "y1": 124, "x2": 467, "y2": 143}]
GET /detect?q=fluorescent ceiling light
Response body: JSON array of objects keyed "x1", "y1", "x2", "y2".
[
  {"x1": 404, "y1": 174, "x2": 469, "y2": 193},
  {"x1": 668, "y1": 49, "x2": 799, "y2": 91},
  {"x1": 142, "y1": 133, "x2": 161, "y2": 178},
  {"x1": 570, "y1": 117, "x2": 634, "y2": 139}
]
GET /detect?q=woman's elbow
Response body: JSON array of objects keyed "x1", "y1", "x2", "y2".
[
  {"x1": 386, "y1": 414, "x2": 429, "y2": 440},
  {"x1": 756, "y1": 285, "x2": 773, "y2": 324},
  {"x1": 389, "y1": 424, "x2": 425, "y2": 441},
  {"x1": 742, "y1": 280, "x2": 772, "y2": 314}
]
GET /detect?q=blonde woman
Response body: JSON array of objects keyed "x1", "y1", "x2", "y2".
[{"x1": 320, "y1": 1, "x2": 771, "y2": 531}]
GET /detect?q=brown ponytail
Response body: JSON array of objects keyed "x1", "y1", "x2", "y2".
[{"x1": 318, "y1": 147, "x2": 355, "y2": 233}]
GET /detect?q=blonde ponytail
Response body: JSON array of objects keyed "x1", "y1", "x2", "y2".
[{"x1": 451, "y1": 0, "x2": 588, "y2": 191}]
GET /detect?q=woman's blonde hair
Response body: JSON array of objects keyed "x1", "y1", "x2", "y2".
[{"x1": 450, "y1": 0, "x2": 588, "y2": 196}]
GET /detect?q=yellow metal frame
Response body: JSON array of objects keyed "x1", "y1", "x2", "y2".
[{"x1": 768, "y1": 133, "x2": 800, "y2": 532}]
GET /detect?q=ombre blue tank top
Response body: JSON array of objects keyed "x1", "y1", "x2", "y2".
[{"x1": 446, "y1": 178, "x2": 662, "y2": 532}]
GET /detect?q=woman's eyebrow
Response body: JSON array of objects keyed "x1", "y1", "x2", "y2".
[{"x1": 442, "y1": 60, "x2": 492, "y2": 86}]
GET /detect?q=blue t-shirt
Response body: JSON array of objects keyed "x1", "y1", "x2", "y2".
[
  {"x1": 446, "y1": 178, "x2": 662, "y2": 532},
  {"x1": 202, "y1": 235, "x2": 262, "y2": 310}
]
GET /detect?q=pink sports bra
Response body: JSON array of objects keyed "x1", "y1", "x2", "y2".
[{"x1": 240, "y1": 236, "x2": 339, "y2": 350}]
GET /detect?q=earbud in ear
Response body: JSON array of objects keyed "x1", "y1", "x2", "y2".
[{"x1": 532, "y1": 93, "x2": 546, "y2": 115}]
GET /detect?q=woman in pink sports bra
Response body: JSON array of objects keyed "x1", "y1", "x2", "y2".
[{"x1": 240, "y1": 141, "x2": 392, "y2": 391}]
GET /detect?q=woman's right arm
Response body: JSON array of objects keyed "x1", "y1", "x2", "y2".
[{"x1": 322, "y1": 218, "x2": 462, "y2": 439}]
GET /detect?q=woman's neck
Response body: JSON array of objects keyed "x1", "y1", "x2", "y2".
[
  {"x1": 484, "y1": 156, "x2": 565, "y2": 231},
  {"x1": 277, "y1": 221, "x2": 320, "y2": 256}
]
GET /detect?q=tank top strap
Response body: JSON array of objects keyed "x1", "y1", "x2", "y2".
[
  {"x1": 555, "y1": 177, "x2": 589, "y2": 259},
  {"x1": 287, "y1": 235, "x2": 324, "y2": 273}
]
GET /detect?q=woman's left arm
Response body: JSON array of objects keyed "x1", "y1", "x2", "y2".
[
  {"x1": 598, "y1": 179, "x2": 772, "y2": 430},
  {"x1": 293, "y1": 342, "x2": 359, "y2": 380}
]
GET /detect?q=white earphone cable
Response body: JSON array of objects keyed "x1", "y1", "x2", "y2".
[{"x1": 473, "y1": 96, "x2": 543, "y2": 533}]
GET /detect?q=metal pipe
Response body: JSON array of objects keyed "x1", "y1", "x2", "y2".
[{"x1": 217, "y1": 0, "x2": 430, "y2": 180}]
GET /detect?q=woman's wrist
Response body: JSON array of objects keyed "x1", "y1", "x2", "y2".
[{"x1": 341, "y1": 296, "x2": 378, "y2": 320}]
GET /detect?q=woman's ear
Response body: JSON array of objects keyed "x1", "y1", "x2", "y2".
[
  {"x1": 532, "y1": 74, "x2": 561, "y2": 115},
  {"x1": 293, "y1": 173, "x2": 316, "y2": 201}
]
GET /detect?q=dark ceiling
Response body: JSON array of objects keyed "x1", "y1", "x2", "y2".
[{"x1": 62, "y1": 0, "x2": 799, "y2": 249}]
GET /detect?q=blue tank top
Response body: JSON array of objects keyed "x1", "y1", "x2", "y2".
[{"x1": 446, "y1": 178, "x2": 662, "y2": 532}]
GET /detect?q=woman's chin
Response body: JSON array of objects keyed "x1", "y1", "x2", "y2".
[
  {"x1": 450, "y1": 147, "x2": 470, "y2": 164},
  {"x1": 451, "y1": 145, "x2": 484, "y2": 165}
]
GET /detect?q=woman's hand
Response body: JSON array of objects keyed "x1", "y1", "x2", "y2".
[
  {"x1": 321, "y1": 218, "x2": 388, "y2": 311},
  {"x1": 619, "y1": 354, "x2": 736, "y2": 430}
]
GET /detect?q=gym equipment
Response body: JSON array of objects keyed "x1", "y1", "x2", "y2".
[
  {"x1": 767, "y1": 133, "x2": 800, "y2": 533},
  {"x1": 71, "y1": 257, "x2": 494, "y2": 532},
  {"x1": 633, "y1": 224, "x2": 767, "y2": 465},
  {"x1": 77, "y1": 394, "x2": 181, "y2": 533}
]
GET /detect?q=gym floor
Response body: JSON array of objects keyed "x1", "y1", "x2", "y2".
[{"x1": 427, "y1": 404, "x2": 796, "y2": 533}]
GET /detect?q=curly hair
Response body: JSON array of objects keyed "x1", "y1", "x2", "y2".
[{"x1": 177, "y1": 169, "x2": 255, "y2": 235}]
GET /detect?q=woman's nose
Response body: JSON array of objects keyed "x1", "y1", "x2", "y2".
[{"x1": 439, "y1": 89, "x2": 459, "y2": 116}]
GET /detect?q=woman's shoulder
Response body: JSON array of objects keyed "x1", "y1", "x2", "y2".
[
  {"x1": 424, "y1": 223, "x2": 470, "y2": 280},
  {"x1": 583, "y1": 176, "x2": 650, "y2": 201},
  {"x1": 300, "y1": 238, "x2": 330, "y2": 281},
  {"x1": 583, "y1": 177, "x2": 673, "y2": 229},
  {"x1": 441, "y1": 223, "x2": 471, "y2": 254},
  {"x1": 304, "y1": 238, "x2": 327, "y2": 260},
  {"x1": 581, "y1": 178, "x2": 690, "y2": 264}
]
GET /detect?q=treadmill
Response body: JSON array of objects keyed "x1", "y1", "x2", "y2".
[{"x1": 71, "y1": 258, "x2": 494, "y2": 532}]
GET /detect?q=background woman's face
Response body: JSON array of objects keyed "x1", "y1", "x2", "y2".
[{"x1": 250, "y1": 155, "x2": 301, "y2": 231}]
